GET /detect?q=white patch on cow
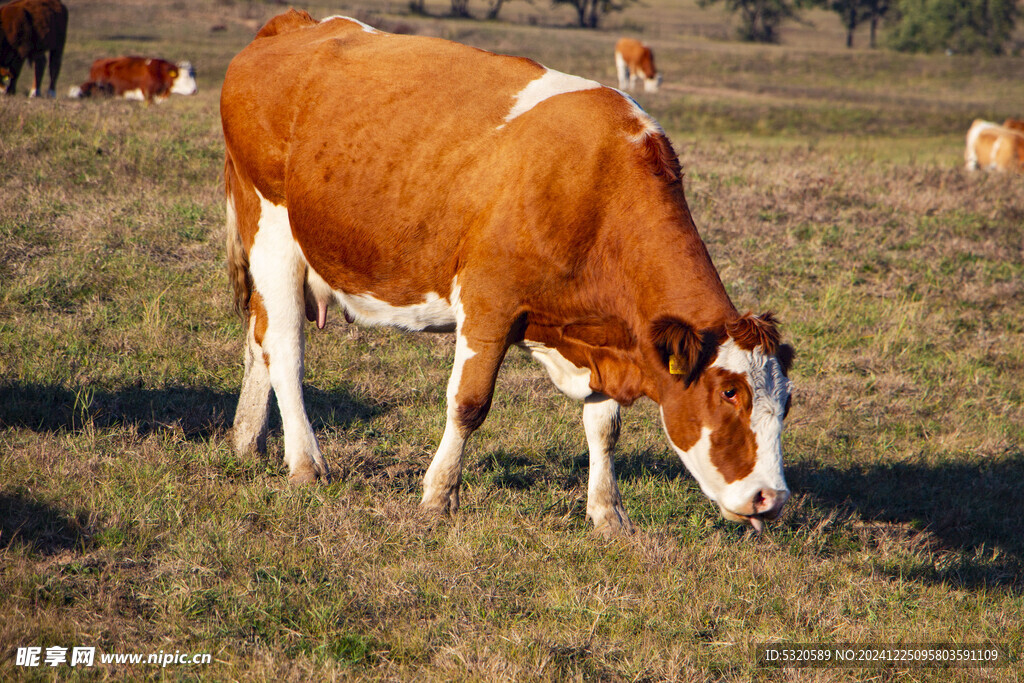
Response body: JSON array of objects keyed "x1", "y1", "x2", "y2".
[
  {"x1": 611, "y1": 89, "x2": 664, "y2": 145},
  {"x1": 965, "y1": 120, "x2": 1000, "y2": 171},
  {"x1": 68, "y1": 85, "x2": 82, "y2": 98},
  {"x1": 122, "y1": 88, "x2": 145, "y2": 101},
  {"x1": 661, "y1": 421, "x2": 725, "y2": 502},
  {"x1": 447, "y1": 282, "x2": 475, "y2": 408},
  {"x1": 520, "y1": 341, "x2": 593, "y2": 400},
  {"x1": 499, "y1": 68, "x2": 602, "y2": 128},
  {"x1": 708, "y1": 339, "x2": 790, "y2": 515},
  {"x1": 642, "y1": 72, "x2": 662, "y2": 93},
  {"x1": 422, "y1": 280, "x2": 475, "y2": 510},
  {"x1": 171, "y1": 61, "x2": 198, "y2": 96},
  {"x1": 303, "y1": 266, "x2": 457, "y2": 332},
  {"x1": 323, "y1": 15, "x2": 380, "y2": 33}
]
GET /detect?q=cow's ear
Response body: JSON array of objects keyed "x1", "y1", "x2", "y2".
[
  {"x1": 650, "y1": 317, "x2": 721, "y2": 386},
  {"x1": 726, "y1": 312, "x2": 781, "y2": 353}
]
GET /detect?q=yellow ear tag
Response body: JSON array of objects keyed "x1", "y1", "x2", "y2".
[{"x1": 668, "y1": 355, "x2": 684, "y2": 375}]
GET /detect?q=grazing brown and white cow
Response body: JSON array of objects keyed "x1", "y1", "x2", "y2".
[
  {"x1": 221, "y1": 11, "x2": 794, "y2": 534},
  {"x1": 614, "y1": 37, "x2": 661, "y2": 93},
  {"x1": 0, "y1": 0, "x2": 67, "y2": 97},
  {"x1": 965, "y1": 119, "x2": 1024, "y2": 173},
  {"x1": 68, "y1": 56, "x2": 197, "y2": 103}
]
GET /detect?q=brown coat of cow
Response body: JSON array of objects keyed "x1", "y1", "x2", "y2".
[
  {"x1": 69, "y1": 56, "x2": 197, "y2": 103},
  {"x1": 221, "y1": 12, "x2": 793, "y2": 534},
  {"x1": 965, "y1": 119, "x2": 1024, "y2": 173},
  {"x1": 0, "y1": 0, "x2": 67, "y2": 97},
  {"x1": 614, "y1": 37, "x2": 660, "y2": 93}
]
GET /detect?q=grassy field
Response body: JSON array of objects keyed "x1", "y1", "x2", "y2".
[{"x1": 2, "y1": 0, "x2": 1023, "y2": 680}]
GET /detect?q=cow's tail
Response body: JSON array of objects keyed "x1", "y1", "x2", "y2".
[
  {"x1": 225, "y1": 158, "x2": 252, "y2": 321},
  {"x1": 226, "y1": 217, "x2": 252, "y2": 321}
]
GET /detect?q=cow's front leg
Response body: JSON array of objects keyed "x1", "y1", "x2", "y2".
[
  {"x1": 421, "y1": 326, "x2": 508, "y2": 514},
  {"x1": 584, "y1": 394, "x2": 634, "y2": 535}
]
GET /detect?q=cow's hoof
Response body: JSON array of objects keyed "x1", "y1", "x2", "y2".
[
  {"x1": 420, "y1": 490, "x2": 459, "y2": 516},
  {"x1": 288, "y1": 467, "x2": 320, "y2": 485},
  {"x1": 589, "y1": 506, "x2": 636, "y2": 537}
]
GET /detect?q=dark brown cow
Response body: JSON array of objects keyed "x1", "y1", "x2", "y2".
[
  {"x1": 0, "y1": 0, "x2": 67, "y2": 97},
  {"x1": 221, "y1": 11, "x2": 794, "y2": 535},
  {"x1": 69, "y1": 56, "x2": 197, "y2": 103}
]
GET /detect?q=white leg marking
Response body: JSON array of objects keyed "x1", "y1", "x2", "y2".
[
  {"x1": 249, "y1": 190, "x2": 328, "y2": 482},
  {"x1": 422, "y1": 285, "x2": 475, "y2": 512},
  {"x1": 583, "y1": 395, "x2": 633, "y2": 535},
  {"x1": 500, "y1": 68, "x2": 602, "y2": 128},
  {"x1": 614, "y1": 52, "x2": 629, "y2": 90},
  {"x1": 233, "y1": 313, "x2": 272, "y2": 455}
]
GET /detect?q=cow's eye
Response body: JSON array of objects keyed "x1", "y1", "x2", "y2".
[{"x1": 722, "y1": 388, "x2": 737, "y2": 401}]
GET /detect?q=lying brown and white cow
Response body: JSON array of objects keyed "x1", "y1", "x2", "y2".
[
  {"x1": 68, "y1": 56, "x2": 196, "y2": 103},
  {"x1": 0, "y1": 0, "x2": 67, "y2": 97},
  {"x1": 221, "y1": 11, "x2": 794, "y2": 534},
  {"x1": 965, "y1": 119, "x2": 1024, "y2": 173},
  {"x1": 1003, "y1": 118, "x2": 1024, "y2": 133},
  {"x1": 614, "y1": 37, "x2": 661, "y2": 93}
]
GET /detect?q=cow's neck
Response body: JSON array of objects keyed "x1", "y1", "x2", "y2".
[{"x1": 522, "y1": 204, "x2": 737, "y2": 405}]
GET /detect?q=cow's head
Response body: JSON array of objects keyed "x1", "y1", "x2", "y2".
[
  {"x1": 642, "y1": 72, "x2": 662, "y2": 93},
  {"x1": 171, "y1": 61, "x2": 198, "y2": 96},
  {"x1": 652, "y1": 313, "x2": 793, "y2": 532}
]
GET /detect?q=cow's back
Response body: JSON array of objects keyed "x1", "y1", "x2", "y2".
[{"x1": 223, "y1": 12, "x2": 671, "y2": 300}]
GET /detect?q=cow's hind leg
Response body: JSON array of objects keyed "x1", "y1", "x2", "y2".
[
  {"x1": 247, "y1": 194, "x2": 329, "y2": 484},
  {"x1": 583, "y1": 394, "x2": 633, "y2": 535},
  {"x1": 233, "y1": 292, "x2": 271, "y2": 456},
  {"x1": 29, "y1": 54, "x2": 46, "y2": 97},
  {"x1": 614, "y1": 52, "x2": 628, "y2": 91},
  {"x1": 421, "y1": 309, "x2": 511, "y2": 514},
  {"x1": 47, "y1": 48, "x2": 63, "y2": 98}
]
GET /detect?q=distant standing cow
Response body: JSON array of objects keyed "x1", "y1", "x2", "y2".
[
  {"x1": 965, "y1": 119, "x2": 1024, "y2": 173},
  {"x1": 69, "y1": 56, "x2": 197, "y2": 103},
  {"x1": 615, "y1": 37, "x2": 661, "y2": 93},
  {"x1": 221, "y1": 11, "x2": 794, "y2": 535},
  {"x1": 0, "y1": 0, "x2": 67, "y2": 97}
]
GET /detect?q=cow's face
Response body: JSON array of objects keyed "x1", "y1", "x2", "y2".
[
  {"x1": 643, "y1": 73, "x2": 662, "y2": 93},
  {"x1": 652, "y1": 314, "x2": 793, "y2": 531},
  {"x1": 171, "y1": 61, "x2": 198, "y2": 95}
]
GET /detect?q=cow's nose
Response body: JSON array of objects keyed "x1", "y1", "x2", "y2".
[{"x1": 752, "y1": 487, "x2": 790, "y2": 519}]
